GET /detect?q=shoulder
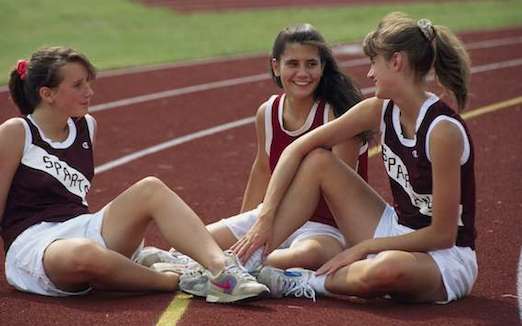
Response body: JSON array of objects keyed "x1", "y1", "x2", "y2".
[
  {"x1": 428, "y1": 119, "x2": 465, "y2": 162},
  {"x1": 0, "y1": 118, "x2": 26, "y2": 156},
  {"x1": 0, "y1": 117, "x2": 26, "y2": 138}
]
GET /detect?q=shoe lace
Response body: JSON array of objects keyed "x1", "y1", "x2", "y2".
[
  {"x1": 280, "y1": 276, "x2": 316, "y2": 302},
  {"x1": 223, "y1": 251, "x2": 256, "y2": 281},
  {"x1": 169, "y1": 249, "x2": 195, "y2": 265}
]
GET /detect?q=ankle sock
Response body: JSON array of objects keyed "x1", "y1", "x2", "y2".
[
  {"x1": 308, "y1": 274, "x2": 331, "y2": 296},
  {"x1": 243, "y1": 247, "x2": 264, "y2": 272}
]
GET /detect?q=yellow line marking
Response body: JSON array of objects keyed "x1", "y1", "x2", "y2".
[
  {"x1": 368, "y1": 96, "x2": 522, "y2": 158},
  {"x1": 156, "y1": 293, "x2": 192, "y2": 326},
  {"x1": 156, "y1": 96, "x2": 522, "y2": 325}
]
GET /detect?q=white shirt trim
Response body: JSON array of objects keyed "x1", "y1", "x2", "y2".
[
  {"x1": 426, "y1": 116, "x2": 471, "y2": 165},
  {"x1": 264, "y1": 95, "x2": 278, "y2": 155},
  {"x1": 84, "y1": 114, "x2": 96, "y2": 143},
  {"x1": 278, "y1": 94, "x2": 319, "y2": 137},
  {"x1": 27, "y1": 115, "x2": 77, "y2": 149},
  {"x1": 391, "y1": 93, "x2": 439, "y2": 148}
]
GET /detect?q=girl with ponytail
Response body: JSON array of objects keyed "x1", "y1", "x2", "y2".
[{"x1": 235, "y1": 13, "x2": 477, "y2": 304}]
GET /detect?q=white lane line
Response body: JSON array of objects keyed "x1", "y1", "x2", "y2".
[
  {"x1": 90, "y1": 73, "x2": 268, "y2": 113},
  {"x1": 95, "y1": 116, "x2": 255, "y2": 174},
  {"x1": 2, "y1": 35, "x2": 522, "y2": 94},
  {"x1": 94, "y1": 57, "x2": 522, "y2": 175}
]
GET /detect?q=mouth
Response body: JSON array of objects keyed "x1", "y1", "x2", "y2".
[{"x1": 292, "y1": 80, "x2": 313, "y2": 87}]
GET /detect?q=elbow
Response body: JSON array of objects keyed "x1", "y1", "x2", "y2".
[{"x1": 433, "y1": 231, "x2": 457, "y2": 250}]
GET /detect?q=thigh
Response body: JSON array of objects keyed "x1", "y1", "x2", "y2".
[
  {"x1": 214, "y1": 208, "x2": 260, "y2": 247},
  {"x1": 206, "y1": 219, "x2": 241, "y2": 250},
  {"x1": 272, "y1": 150, "x2": 387, "y2": 246},
  {"x1": 100, "y1": 183, "x2": 152, "y2": 257}
]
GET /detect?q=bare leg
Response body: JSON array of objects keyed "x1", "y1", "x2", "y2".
[
  {"x1": 265, "y1": 236, "x2": 344, "y2": 270},
  {"x1": 208, "y1": 215, "x2": 343, "y2": 270},
  {"x1": 206, "y1": 220, "x2": 239, "y2": 250},
  {"x1": 324, "y1": 251, "x2": 447, "y2": 302},
  {"x1": 44, "y1": 238, "x2": 178, "y2": 292},
  {"x1": 269, "y1": 149, "x2": 386, "y2": 249},
  {"x1": 44, "y1": 177, "x2": 227, "y2": 293},
  {"x1": 101, "y1": 177, "x2": 226, "y2": 274}
]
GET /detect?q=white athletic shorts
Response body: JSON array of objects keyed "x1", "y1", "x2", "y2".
[
  {"x1": 373, "y1": 205, "x2": 478, "y2": 303},
  {"x1": 222, "y1": 205, "x2": 346, "y2": 248},
  {"x1": 5, "y1": 209, "x2": 143, "y2": 297}
]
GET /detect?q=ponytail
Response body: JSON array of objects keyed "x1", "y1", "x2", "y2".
[
  {"x1": 433, "y1": 25, "x2": 470, "y2": 111},
  {"x1": 363, "y1": 12, "x2": 471, "y2": 111}
]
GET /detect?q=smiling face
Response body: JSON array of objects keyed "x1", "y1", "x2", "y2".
[
  {"x1": 45, "y1": 62, "x2": 94, "y2": 117},
  {"x1": 272, "y1": 43, "x2": 324, "y2": 101}
]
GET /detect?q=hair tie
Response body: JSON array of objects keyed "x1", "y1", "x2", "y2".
[
  {"x1": 16, "y1": 59, "x2": 28, "y2": 80},
  {"x1": 417, "y1": 18, "x2": 435, "y2": 42}
]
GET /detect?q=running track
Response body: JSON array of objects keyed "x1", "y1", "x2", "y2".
[{"x1": 0, "y1": 27, "x2": 521, "y2": 325}]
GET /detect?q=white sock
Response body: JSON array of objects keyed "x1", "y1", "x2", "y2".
[
  {"x1": 243, "y1": 247, "x2": 264, "y2": 273},
  {"x1": 308, "y1": 274, "x2": 332, "y2": 297}
]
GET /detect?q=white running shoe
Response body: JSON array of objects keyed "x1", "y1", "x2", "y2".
[
  {"x1": 179, "y1": 265, "x2": 209, "y2": 297},
  {"x1": 257, "y1": 266, "x2": 317, "y2": 301},
  {"x1": 134, "y1": 246, "x2": 200, "y2": 275},
  {"x1": 205, "y1": 252, "x2": 269, "y2": 303}
]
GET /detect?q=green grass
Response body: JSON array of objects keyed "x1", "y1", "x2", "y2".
[{"x1": 1, "y1": 0, "x2": 521, "y2": 84}]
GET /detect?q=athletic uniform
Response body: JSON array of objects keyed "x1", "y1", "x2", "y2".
[
  {"x1": 1, "y1": 114, "x2": 132, "y2": 296},
  {"x1": 374, "y1": 93, "x2": 477, "y2": 302},
  {"x1": 224, "y1": 94, "x2": 368, "y2": 248}
]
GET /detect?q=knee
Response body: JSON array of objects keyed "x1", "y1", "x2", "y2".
[
  {"x1": 302, "y1": 148, "x2": 336, "y2": 173},
  {"x1": 359, "y1": 251, "x2": 409, "y2": 292},
  {"x1": 134, "y1": 176, "x2": 170, "y2": 204},
  {"x1": 67, "y1": 240, "x2": 111, "y2": 277}
]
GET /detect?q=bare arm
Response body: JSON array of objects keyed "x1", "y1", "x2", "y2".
[
  {"x1": 259, "y1": 97, "x2": 383, "y2": 220},
  {"x1": 317, "y1": 120, "x2": 465, "y2": 274},
  {"x1": 328, "y1": 108, "x2": 363, "y2": 170},
  {"x1": 240, "y1": 103, "x2": 271, "y2": 212},
  {"x1": 0, "y1": 119, "x2": 25, "y2": 223}
]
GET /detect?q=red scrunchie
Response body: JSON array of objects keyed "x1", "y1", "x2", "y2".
[{"x1": 16, "y1": 59, "x2": 28, "y2": 80}]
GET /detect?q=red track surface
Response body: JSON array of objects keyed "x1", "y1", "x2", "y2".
[{"x1": 0, "y1": 27, "x2": 521, "y2": 325}]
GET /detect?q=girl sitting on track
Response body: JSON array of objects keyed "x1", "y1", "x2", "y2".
[
  {"x1": 216, "y1": 23, "x2": 367, "y2": 271},
  {"x1": 0, "y1": 46, "x2": 267, "y2": 303},
  {"x1": 234, "y1": 12, "x2": 478, "y2": 303},
  {"x1": 152, "y1": 23, "x2": 368, "y2": 299}
]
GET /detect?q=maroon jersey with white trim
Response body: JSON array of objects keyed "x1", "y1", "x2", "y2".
[
  {"x1": 266, "y1": 94, "x2": 368, "y2": 227},
  {"x1": 1, "y1": 115, "x2": 94, "y2": 252},
  {"x1": 380, "y1": 94, "x2": 476, "y2": 248}
]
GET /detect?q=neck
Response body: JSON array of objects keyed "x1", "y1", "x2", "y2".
[
  {"x1": 31, "y1": 106, "x2": 70, "y2": 142},
  {"x1": 392, "y1": 84, "x2": 429, "y2": 138},
  {"x1": 284, "y1": 95, "x2": 315, "y2": 120}
]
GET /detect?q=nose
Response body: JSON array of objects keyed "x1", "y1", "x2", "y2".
[
  {"x1": 85, "y1": 84, "x2": 94, "y2": 98},
  {"x1": 367, "y1": 66, "x2": 374, "y2": 80}
]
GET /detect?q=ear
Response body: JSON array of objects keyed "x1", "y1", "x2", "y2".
[
  {"x1": 271, "y1": 58, "x2": 280, "y2": 77},
  {"x1": 390, "y1": 52, "x2": 405, "y2": 72},
  {"x1": 39, "y1": 86, "x2": 55, "y2": 105}
]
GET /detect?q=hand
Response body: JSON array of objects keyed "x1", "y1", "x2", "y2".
[
  {"x1": 230, "y1": 214, "x2": 274, "y2": 263},
  {"x1": 316, "y1": 242, "x2": 369, "y2": 276}
]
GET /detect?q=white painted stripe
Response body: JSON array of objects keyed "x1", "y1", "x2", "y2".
[
  {"x1": 94, "y1": 57, "x2": 522, "y2": 174},
  {"x1": 2, "y1": 35, "x2": 522, "y2": 94},
  {"x1": 95, "y1": 116, "x2": 255, "y2": 174},
  {"x1": 518, "y1": 247, "x2": 522, "y2": 321},
  {"x1": 465, "y1": 36, "x2": 522, "y2": 50},
  {"x1": 90, "y1": 73, "x2": 268, "y2": 113}
]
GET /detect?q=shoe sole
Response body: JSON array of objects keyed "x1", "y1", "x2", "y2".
[{"x1": 205, "y1": 289, "x2": 269, "y2": 303}]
